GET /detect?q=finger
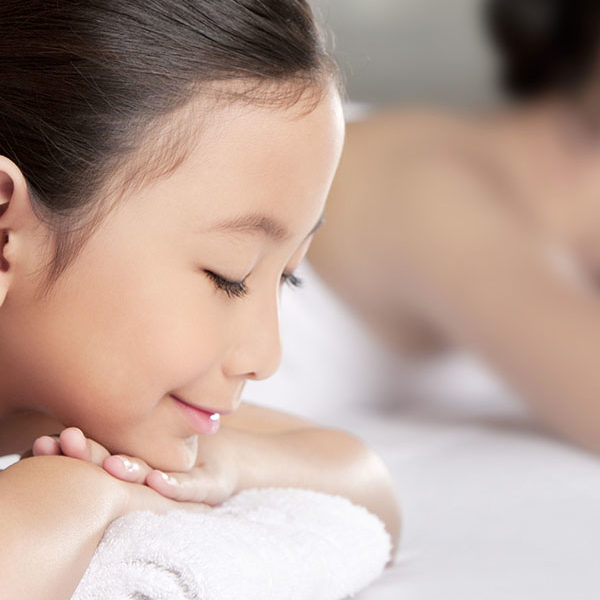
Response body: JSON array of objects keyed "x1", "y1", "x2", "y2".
[
  {"x1": 103, "y1": 454, "x2": 152, "y2": 484},
  {"x1": 126, "y1": 482, "x2": 212, "y2": 515},
  {"x1": 57, "y1": 427, "x2": 87, "y2": 459},
  {"x1": 59, "y1": 427, "x2": 110, "y2": 465},
  {"x1": 32, "y1": 435, "x2": 61, "y2": 456},
  {"x1": 145, "y1": 468, "x2": 232, "y2": 505}
]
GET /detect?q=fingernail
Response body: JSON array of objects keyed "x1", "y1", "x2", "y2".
[
  {"x1": 120, "y1": 457, "x2": 140, "y2": 473},
  {"x1": 156, "y1": 470, "x2": 176, "y2": 485}
]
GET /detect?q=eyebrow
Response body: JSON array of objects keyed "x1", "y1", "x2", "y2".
[{"x1": 209, "y1": 213, "x2": 325, "y2": 242}]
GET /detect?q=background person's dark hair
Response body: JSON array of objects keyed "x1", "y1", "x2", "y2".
[
  {"x1": 0, "y1": 0, "x2": 338, "y2": 295},
  {"x1": 484, "y1": 0, "x2": 600, "y2": 99}
]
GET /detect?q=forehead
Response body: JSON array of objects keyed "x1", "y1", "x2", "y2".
[{"x1": 127, "y1": 87, "x2": 344, "y2": 240}]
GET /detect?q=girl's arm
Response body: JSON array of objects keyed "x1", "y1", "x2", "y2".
[
  {"x1": 0, "y1": 455, "x2": 124, "y2": 599},
  {"x1": 0, "y1": 455, "x2": 206, "y2": 600},
  {"x1": 219, "y1": 403, "x2": 401, "y2": 551},
  {"x1": 19, "y1": 405, "x2": 402, "y2": 556}
]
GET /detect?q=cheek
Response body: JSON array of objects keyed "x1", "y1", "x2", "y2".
[
  {"x1": 84, "y1": 255, "x2": 221, "y2": 373},
  {"x1": 24, "y1": 275, "x2": 220, "y2": 428},
  {"x1": 17, "y1": 221, "x2": 236, "y2": 433}
]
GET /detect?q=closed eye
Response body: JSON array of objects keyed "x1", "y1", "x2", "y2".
[
  {"x1": 204, "y1": 271, "x2": 249, "y2": 299},
  {"x1": 205, "y1": 270, "x2": 304, "y2": 299},
  {"x1": 281, "y1": 272, "x2": 303, "y2": 289}
]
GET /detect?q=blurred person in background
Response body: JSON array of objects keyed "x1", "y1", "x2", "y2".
[{"x1": 307, "y1": 0, "x2": 600, "y2": 452}]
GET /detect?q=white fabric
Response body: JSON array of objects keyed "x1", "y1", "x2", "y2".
[
  {"x1": 0, "y1": 453, "x2": 19, "y2": 469},
  {"x1": 71, "y1": 487, "x2": 390, "y2": 600},
  {"x1": 245, "y1": 261, "x2": 600, "y2": 599}
]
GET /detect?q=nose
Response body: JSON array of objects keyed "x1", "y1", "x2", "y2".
[{"x1": 223, "y1": 289, "x2": 282, "y2": 381}]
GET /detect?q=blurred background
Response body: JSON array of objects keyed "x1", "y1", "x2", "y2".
[
  {"x1": 311, "y1": 0, "x2": 501, "y2": 109},
  {"x1": 247, "y1": 4, "x2": 600, "y2": 598}
]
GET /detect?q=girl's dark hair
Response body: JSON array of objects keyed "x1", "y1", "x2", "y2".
[
  {"x1": 484, "y1": 0, "x2": 600, "y2": 99},
  {"x1": 0, "y1": 1, "x2": 338, "y2": 294}
]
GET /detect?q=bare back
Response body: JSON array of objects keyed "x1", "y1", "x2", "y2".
[
  {"x1": 308, "y1": 104, "x2": 600, "y2": 452},
  {"x1": 308, "y1": 107, "x2": 519, "y2": 356}
]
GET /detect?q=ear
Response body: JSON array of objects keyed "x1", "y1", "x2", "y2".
[{"x1": 0, "y1": 155, "x2": 37, "y2": 307}]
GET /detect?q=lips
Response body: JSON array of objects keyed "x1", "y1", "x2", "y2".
[{"x1": 170, "y1": 394, "x2": 221, "y2": 435}]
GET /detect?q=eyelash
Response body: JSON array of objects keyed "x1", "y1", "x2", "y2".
[
  {"x1": 205, "y1": 271, "x2": 248, "y2": 298},
  {"x1": 204, "y1": 270, "x2": 303, "y2": 299}
]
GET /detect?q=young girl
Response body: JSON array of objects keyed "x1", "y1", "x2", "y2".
[
  {"x1": 307, "y1": 0, "x2": 600, "y2": 452},
  {"x1": 0, "y1": 2, "x2": 400, "y2": 597}
]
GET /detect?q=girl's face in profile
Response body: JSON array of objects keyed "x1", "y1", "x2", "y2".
[{"x1": 2, "y1": 87, "x2": 344, "y2": 471}]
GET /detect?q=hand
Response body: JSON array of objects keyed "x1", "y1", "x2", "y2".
[{"x1": 31, "y1": 427, "x2": 240, "y2": 505}]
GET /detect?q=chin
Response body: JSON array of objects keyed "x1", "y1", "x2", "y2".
[
  {"x1": 101, "y1": 430, "x2": 199, "y2": 473},
  {"x1": 142, "y1": 434, "x2": 199, "y2": 473}
]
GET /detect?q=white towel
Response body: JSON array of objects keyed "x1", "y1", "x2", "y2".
[{"x1": 71, "y1": 487, "x2": 392, "y2": 600}]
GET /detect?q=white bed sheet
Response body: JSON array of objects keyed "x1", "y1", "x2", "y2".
[{"x1": 245, "y1": 262, "x2": 600, "y2": 600}]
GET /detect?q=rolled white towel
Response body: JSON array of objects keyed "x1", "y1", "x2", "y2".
[{"x1": 71, "y1": 487, "x2": 392, "y2": 600}]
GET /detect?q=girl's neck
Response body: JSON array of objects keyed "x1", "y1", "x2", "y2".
[{"x1": 0, "y1": 409, "x2": 63, "y2": 456}]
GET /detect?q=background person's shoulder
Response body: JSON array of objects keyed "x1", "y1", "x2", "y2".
[{"x1": 344, "y1": 106, "x2": 488, "y2": 168}]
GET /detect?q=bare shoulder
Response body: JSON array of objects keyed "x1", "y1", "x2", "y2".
[
  {"x1": 337, "y1": 107, "x2": 517, "y2": 242},
  {"x1": 332, "y1": 106, "x2": 506, "y2": 212},
  {"x1": 314, "y1": 105, "x2": 521, "y2": 280},
  {"x1": 345, "y1": 110, "x2": 537, "y2": 304},
  {"x1": 311, "y1": 107, "x2": 525, "y2": 353},
  {"x1": 344, "y1": 106, "x2": 481, "y2": 159},
  {"x1": 382, "y1": 144, "x2": 531, "y2": 281}
]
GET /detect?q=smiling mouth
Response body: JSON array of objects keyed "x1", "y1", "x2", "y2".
[{"x1": 170, "y1": 395, "x2": 221, "y2": 435}]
